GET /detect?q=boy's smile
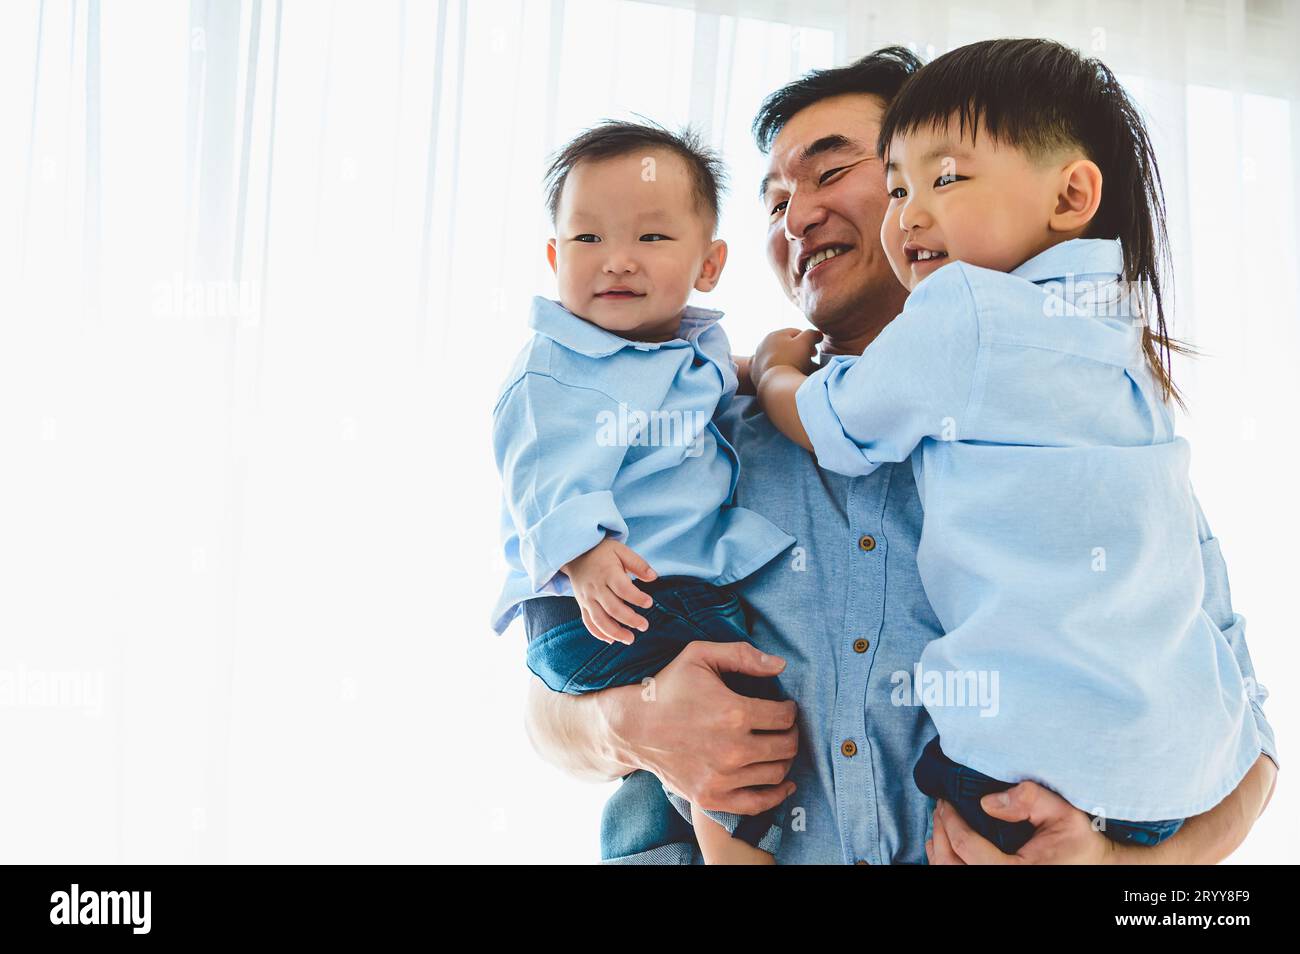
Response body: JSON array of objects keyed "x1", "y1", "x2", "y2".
[{"x1": 546, "y1": 149, "x2": 726, "y2": 342}]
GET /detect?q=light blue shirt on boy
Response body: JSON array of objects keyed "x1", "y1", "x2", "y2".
[
  {"x1": 794, "y1": 238, "x2": 1261, "y2": 821},
  {"x1": 491, "y1": 296, "x2": 795, "y2": 635}
]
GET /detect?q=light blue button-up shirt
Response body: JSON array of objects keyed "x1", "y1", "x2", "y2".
[
  {"x1": 792, "y1": 238, "x2": 1263, "y2": 821},
  {"x1": 491, "y1": 296, "x2": 795, "y2": 635}
]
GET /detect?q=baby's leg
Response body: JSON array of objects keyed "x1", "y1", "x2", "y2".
[{"x1": 692, "y1": 804, "x2": 776, "y2": 865}]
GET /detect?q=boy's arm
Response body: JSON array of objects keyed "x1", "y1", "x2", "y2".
[
  {"x1": 781, "y1": 269, "x2": 980, "y2": 476},
  {"x1": 493, "y1": 372, "x2": 631, "y2": 593},
  {"x1": 750, "y1": 327, "x2": 822, "y2": 450},
  {"x1": 756, "y1": 366, "x2": 813, "y2": 451}
]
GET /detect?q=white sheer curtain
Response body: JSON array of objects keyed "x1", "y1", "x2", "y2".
[{"x1": 1, "y1": 0, "x2": 1293, "y2": 863}]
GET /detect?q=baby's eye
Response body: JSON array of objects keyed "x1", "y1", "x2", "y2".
[
  {"x1": 574, "y1": 234, "x2": 600, "y2": 243},
  {"x1": 934, "y1": 174, "x2": 966, "y2": 188},
  {"x1": 887, "y1": 186, "x2": 907, "y2": 199},
  {"x1": 639, "y1": 233, "x2": 670, "y2": 242}
]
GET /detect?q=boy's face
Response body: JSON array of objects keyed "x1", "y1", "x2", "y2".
[
  {"x1": 547, "y1": 149, "x2": 726, "y2": 341},
  {"x1": 881, "y1": 119, "x2": 1069, "y2": 290}
]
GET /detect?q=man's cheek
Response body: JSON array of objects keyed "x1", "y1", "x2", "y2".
[{"x1": 766, "y1": 234, "x2": 788, "y2": 277}]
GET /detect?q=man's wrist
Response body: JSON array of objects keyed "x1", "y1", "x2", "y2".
[{"x1": 594, "y1": 683, "x2": 644, "y2": 775}]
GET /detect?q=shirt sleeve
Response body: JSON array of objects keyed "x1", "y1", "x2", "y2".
[
  {"x1": 1193, "y1": 489, "x2": 1279, "y2": 770},
  {"x1": 492, "y1": 371, "x2": 630, "y2": 592},
  {"x1": 794, "y1": 264, "x2": 981, "y2": 477}
]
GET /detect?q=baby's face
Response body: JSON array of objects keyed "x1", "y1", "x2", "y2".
[
  {"x1": 881, "y1": 119, "x2": 1069, "y2": 291},
  {"x1": 548, "y1": 150, "x2": 724, "y2": 340}
]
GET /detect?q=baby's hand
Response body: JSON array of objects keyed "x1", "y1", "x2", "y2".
[
  {"x1": 752, "y1": 328, "x2": 823, "y2": 388},
  {"x1": 560, "y1": 538, "x2": 658, "y2": 645}
]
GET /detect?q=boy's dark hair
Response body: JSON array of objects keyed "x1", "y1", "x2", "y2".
[
  {"x1": 750, "y1": 46, "x2": 925, "y2": 154},
  {"x1": 543, "y1": 119, "x2": 727, "y2": 232},
  {"x1": 876, "y1": 37, "x2": 1186, "y2": 406}
]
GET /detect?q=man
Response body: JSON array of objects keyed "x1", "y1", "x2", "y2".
[{"x1": 524, "y1": 47, "x2": 1279, "y2": 864}]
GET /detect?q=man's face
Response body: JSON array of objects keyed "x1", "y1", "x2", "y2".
[
  {"x1": 882, "y1": 119, "x2": 1064, "y2": 291},
  {"x1": 547, "y1": 149, "x2": 724, "y2": 340},
  {"x1": 761, "y1": 94, "x2": 906, "y2": 336}
]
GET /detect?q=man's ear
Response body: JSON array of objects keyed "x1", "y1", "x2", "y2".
[
  {"x1": 694, "y1": 238, "x2": 728, "y2": 293},
  {"x1": 1049, "y1": 158, "x2": 1103, "y2": 234},
  {"x1": 546, "y1": 238, "x2": 559, "y2": 274}
]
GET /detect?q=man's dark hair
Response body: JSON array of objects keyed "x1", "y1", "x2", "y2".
[
  {"x1": 543, "y1": 119, "x2": 727, "y2": 231},
  {"x1": 876, "y1": 37, "x2": 1185, "y2": 406},
  {"x1": 750, "y1": 45, "x2": 925, "y2": 154}
]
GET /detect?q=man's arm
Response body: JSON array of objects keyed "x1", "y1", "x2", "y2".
[
  {"x1": 522, "y1": 641, "x2": 801, "y2": 814},
  {"x1": 524, "y1": 676, "x2": 631, "y2": 782}
]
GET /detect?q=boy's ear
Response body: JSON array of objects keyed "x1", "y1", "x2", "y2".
[
  {"x1": 1049, "y1": 158, "x2": 1103, "y2": 234},
  {"x1": 546, "y1": 238, "x2": 559, "y2": 274},
  {"x1": 693, "y1": 238, "x2": 728, "y2": 293}
]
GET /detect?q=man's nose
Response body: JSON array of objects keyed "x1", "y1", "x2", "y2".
[{"x1": 783, "y1": 187, "x2": 827, "y2": 244}]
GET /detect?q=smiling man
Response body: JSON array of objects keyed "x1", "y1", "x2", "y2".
[{"x1": 523, "y1": 46, "x2": 1278, "y2": 864}]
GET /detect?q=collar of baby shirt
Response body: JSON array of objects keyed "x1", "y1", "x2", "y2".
[{"x1": 528, "y1": 296, "x2": 725, "y2": 358}]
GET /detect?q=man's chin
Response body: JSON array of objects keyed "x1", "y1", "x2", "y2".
[{"x1": 799, "y1": 284, "x2": 853, "y2": 328}]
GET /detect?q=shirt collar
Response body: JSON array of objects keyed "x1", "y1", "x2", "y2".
[
  {"x1": 1011, "y1": 237, "x2": 1123, "y2": 284},
  {"x1": 528, "y1": 296, "x2": 725, "y2": 356}
]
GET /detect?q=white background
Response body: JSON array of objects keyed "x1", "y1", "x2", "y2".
[{"x1": 1, "y1": 0, "x2": 1295, "y2": 863}]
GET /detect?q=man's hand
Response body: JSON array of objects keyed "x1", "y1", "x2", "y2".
[
  {"x1": 752, "y1": 328, "x2": 822, "y2": 390},
  {"x1": 599, "y1": 641, "x2": 799, "y2": 815},
  {"x1": 926, "y1": 753, "x2": 1278, "y2": 864},
  {"x1": 926, "y1": 784, "x2": 1116, "y2": 865},
  {"x1": 561, "y1": 538, "x2": 657, "y2": 645}
]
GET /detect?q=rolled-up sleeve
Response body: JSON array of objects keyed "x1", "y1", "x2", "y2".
[
  {"x1": 794, "y1": 264, "x2": 982, "y2": 477},
  {"x1": 492, "y1": 372, "x2": 630, "y2": 591},
  {"x1": 1193, "y1": 491, "x2": 1279, "y2": 769}
]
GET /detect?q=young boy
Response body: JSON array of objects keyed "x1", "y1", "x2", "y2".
[
  {"x1": 491, "y1": 120, "x2": 796, "y2": 863},
  {"x1": 752, "y1": 39, "x2": 1263, "y2": 854}
]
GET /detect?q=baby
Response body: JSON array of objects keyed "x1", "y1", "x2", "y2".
[
  {"x1": 490, "y1": 120, "x2": 796, "y2": 863},
  {"x1": 753, "y1": 38, "x2": 1262, "y2": 853}
]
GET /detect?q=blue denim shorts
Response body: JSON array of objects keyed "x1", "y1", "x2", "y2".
[
  {"x1": 523, "y1": 576, "x2": 777, "y2": 700},
  {"x1": 914, "y1": 735, "x2": 1184, "y2": 854},
  {"x1": 523, "y1": 577, "x2": 785, "y2": 857}
]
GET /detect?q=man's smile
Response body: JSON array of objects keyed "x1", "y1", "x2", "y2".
[{"x1": 796, "y1": 243, "x2": 854, "y2": 281}]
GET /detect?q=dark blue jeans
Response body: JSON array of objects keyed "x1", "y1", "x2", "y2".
[
  {"x1": 913, "y1": 735, "x2": 1184, "y2": 854},
  {"x1": 524, "y1": 576, "x2": 785, "y2": 860}
]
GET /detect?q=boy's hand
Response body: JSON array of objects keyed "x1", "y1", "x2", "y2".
[
  {"x1": 752, "y1": 328, "x2": 823, "y2": 389},
  {"x1": 560, "y1": 538, "x2": 658, "y2": 645}
]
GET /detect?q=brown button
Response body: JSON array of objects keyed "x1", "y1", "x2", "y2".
[
  {"x1": 853, "y1": 638, "x2": 869, "y2": 653},
  {"x1": 858, "y1": 534, "x2": 876, "y2": 551},
  {"x1": 841, "y1": 739, "x2": 858, "y2": 758}
]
